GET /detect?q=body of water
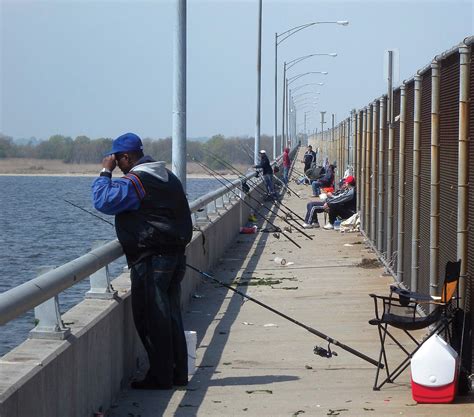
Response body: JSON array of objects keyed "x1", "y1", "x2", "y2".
[{"x1": 0, "y1": 175, "x2": 219, "y2": 356}]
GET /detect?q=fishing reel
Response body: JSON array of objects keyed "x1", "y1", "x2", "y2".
[
  {"x1": 313, "y1": 343, "x2": 338, "y2": 359},
  {"x1": 273, "y1": 227, "x2": 281, "y2": 239},
  {"x1": 241, "y1": 179, "x2": 250, "y2": 194},
  {"x1": 255, "y1": 170, "x2": 261, "y2": 178}
]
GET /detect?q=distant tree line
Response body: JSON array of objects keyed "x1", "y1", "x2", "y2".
[{"x1": 0, "y1": 133, "x2": 278, "y2": 168}]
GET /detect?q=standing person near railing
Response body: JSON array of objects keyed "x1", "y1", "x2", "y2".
[
  {"x1": 282, "y1": 147, "x2": 291, "y2": 184},
  {"x1": 302, "y1": 145, "x2": 316, "y2": 172},
  {"x1": 254, "y1": 150, "x2": 278, "y2": 199},
  {"x1": 91, "y1": 132, "x2": 193, "y2": 390}
]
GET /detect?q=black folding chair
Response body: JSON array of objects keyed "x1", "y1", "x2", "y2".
[{"x1": 368, "y1": 260, "x2": 461, "y2": 391}]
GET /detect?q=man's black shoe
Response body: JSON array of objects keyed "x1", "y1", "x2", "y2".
[{"x1": 131, "y1": 377, "x2": 173, "y2": 390}]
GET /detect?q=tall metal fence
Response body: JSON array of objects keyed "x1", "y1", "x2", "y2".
[{"x1": 310, "y1": 36, "x2": 473, "y2": 373}]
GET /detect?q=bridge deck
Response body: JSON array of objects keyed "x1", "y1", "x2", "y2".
[{"x1": 110, "y1": 161, "x2": 473, "y2": 416}]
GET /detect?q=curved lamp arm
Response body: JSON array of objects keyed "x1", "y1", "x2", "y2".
[
  {"x1": 288, "y1": 71, "x2": 328, "y2": 85},
  {"x1": 287, "y1": 53, "x2": 337, "y2": 70},
  {"x1": 277, "y1": 21, "x2": 349, "y2": 46},
  {"x1": 292, "y1": 91, "x2": 321, "y2": 99},
  {"x1": 291, "y1": 82, "x2": 325, "y2": 93},
  {"x1": 292, "y1": 92, "x2": 315, "y2": 99}
]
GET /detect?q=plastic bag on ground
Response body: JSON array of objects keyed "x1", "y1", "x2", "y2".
[{"x1": 340, "y1": 212, "x2": 360, "y2": 233}]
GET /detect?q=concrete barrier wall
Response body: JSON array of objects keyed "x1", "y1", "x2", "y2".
[{"x1": 0, "y1": 187, "x2": 261, "y2": 417}]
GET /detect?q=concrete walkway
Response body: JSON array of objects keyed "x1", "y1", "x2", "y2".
[{"x1": 109, "y1": 158, "x2": 473, "y2": 417}]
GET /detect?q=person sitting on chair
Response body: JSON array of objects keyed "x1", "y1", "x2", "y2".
[
  {"x1": 311, "y1": 164, "x2": 335, "y2": 197},
  {"x1": 323, "y1": 175, "x2": 356, "y2": 230},
  {"x1": 302, "y1": 197, "x2": 325, "y2": 228},
  {"x1": 302, "y1": 175, "x2": 350, "y2": 229}
]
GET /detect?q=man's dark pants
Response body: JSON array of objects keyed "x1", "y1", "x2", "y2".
[
  {"x1": 305, "y1": 201, "x2": 325, "y2": 224},
  {"x1": 130, "y1": 253, "x2": 188, "y2": 386},
  {"x1": 328, "y1": 207, "x2": 355, "y2": 224}
]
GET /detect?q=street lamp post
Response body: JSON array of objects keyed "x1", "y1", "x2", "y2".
[
  {"x1": 172, "y1": 0, "x2": 187, "y2": 190},
  {"x1": 283, "y1": 71, "x2": 327, "y2": 152},
  {"x1": 274, "y1": 20, "x2": 348, "y2": 157},
  {"x1": 320, "y1": 111, "x2": 326, "y2": 163},
  {"x1": 255, "y1": 0, "x2": 262, "y2": 164}
]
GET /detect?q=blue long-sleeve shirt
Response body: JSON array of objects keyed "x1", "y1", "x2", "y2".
[
  {"x1": 92, "y1": 176, "x2": 142, "y2": 215},
  {"x1": 92, "y1": 156, "x2": 151, "y2": 215}
]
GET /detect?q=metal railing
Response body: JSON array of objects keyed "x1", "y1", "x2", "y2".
[
  {"x1": 0, "y1": 169, "x2": 259, "y2": 333},
  {"x1": 310, "y1": 36, "x2": 474, "y2": 370}
]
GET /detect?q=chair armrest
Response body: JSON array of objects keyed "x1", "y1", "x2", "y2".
[
  {"x1": 390, "y1": 286, "x2": 433, "y2": 302},
  {"x1": 369, "y1": 293, "x2": 394, "y2": 301}
]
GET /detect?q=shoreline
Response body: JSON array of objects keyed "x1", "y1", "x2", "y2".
[
  {"x1": 0, "y1": 158, "x2": 246, "y2": 178},
  {"x1": 0, "y1": 173, "x2": 227, "y2": 179}
]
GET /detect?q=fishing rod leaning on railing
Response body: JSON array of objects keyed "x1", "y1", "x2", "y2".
[
  {"x1": 0, "y1": 169, "x2": 258, "y2": 327},
  {"x1": 189, "y1": 155, "x2": 302, "y2": 248},
  {"x1": 0, "y1": 191, "x2": 382, "y2": 370},
  {"x1": 202, "y1": 148, "x2": 307, "y2": 224},
  {"x1": 190, "y1": 155, "x2": 312, "y2": 241},
  {"x1": 203, "y1": 147, "x2": 302, "y2": 200}
]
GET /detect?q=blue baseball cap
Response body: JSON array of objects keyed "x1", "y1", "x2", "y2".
[{"x1": 105, "y1": 132, "x2": 143, "y2": 156}]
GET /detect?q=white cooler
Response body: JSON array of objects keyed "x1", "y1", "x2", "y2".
[{"x1": 410, "y1": 334, "x2": 459, "y2": 403}]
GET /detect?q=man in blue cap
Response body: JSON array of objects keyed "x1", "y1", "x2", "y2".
[{"x1": 92, "y1": 132, "x2": 193, "y2": 390}]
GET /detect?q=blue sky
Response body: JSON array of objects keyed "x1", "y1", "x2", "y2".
[{"x1": 1, "y1": 0, "x2": 472, "y2": 140}]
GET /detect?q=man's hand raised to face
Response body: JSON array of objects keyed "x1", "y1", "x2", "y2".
[{"x1": 102, "y1": 155, "x2": 117, "y2": 171}]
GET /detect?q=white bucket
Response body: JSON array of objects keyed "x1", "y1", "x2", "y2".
[{"x1": 185, "y1": 330, "x2": 197, "y2": 375}]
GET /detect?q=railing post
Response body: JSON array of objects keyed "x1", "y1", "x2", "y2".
[
  {"x1": 430, "y1": 59, "x2": 440, "y2": 306},
  {"x1": 29, "y1": 266, "x2": 71, "y2": 340},
  {"x1": 357, "y1": 110, "x2": 363, "y2": 214},
  {"x1": 360, "y1": 108, "x2": 367, "y2": 230},
  {"x1": 371, "y1": 101, "x2": 378, "y2": 243},
  {"x1": 216, "y1": 195, "x2": 225, "y2": 210},
  {"x1": 207, "y1": 200, "x2": 218, "y2": 216},
  {"x1": 397, "y1": 84, "x2": 407, "y2": 284},
  {"x1": 457, "y1": 44, "x2": 470, "y2": 308},
  {"x1": 86, "y1": 241, "x2": 118, "y2": 300},
  {"x1": 351, "y1": 110, "x2": 356, "y2": 173},
  {"x1": 377, "y1": 97, "x2": 385, "y2": 253},
  {"x1": 365, "y1": 106, "x2": 371, "y2": 235},
  {"x1": 195, "y1": 205, "x2": 210, "y2": 225},
  {"x1": 411, "y1": 75, "x2": 422, "y2": 291}
]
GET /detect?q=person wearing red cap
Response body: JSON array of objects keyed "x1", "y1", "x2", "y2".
[
  {"x1": 302, "y1": 175, "x2": 356, "y2": 228},
  {"x1": 322, "y1": 175, "x2": 356, "y2": 229}
]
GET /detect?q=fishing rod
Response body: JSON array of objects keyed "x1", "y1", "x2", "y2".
[
  {"x1": 186, "y1": 263, "x2": 383, "y2": 369},
  {"x1": 189, "y1": 155, "x2": 302, "y2": 249},
  {"x1": 64, "y1": 199, "x2": 114, "y2": 227},
  {"x1": 206, "y1": 147, "x2": 302, "y2": 200},
  {"x1": 239, "y1": 144, "x2": 254, "y2": 164},
  {"x1": 202, "y1": 148, "x2": 307, "y2": 224},
  {"x1": 64, "y1": 199, "x2": 379, "y2": 368},
  {"x1": 192, "y1": 155, "x2": 312, "y2": 240}
]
